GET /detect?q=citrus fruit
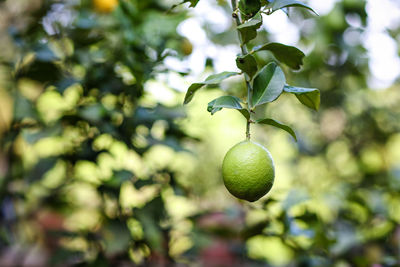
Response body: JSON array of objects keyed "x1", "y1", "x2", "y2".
[
  {"x1": 222, "y1": 140, "x2": 275, "y2": 202},
  {"x1": 181, "y1": 38, "x2": 193, "y2": 56},
  {"x1": 93, "y1": 0, "x2": 118, "y2": 13}
]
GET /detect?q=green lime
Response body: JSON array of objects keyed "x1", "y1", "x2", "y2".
[{"x1": 222, "y1": 140, "x2": 275, "y2": 202}]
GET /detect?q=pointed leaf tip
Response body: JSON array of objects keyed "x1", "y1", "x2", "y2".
[
  {"x1": 252, "y1": 42, "x2": 305, "y2": 70},
  {"x1": 284, "y1": 85, "x2": 320, "y2": 111},
  {"x1": 256, "y1": 118, "x2": 297, "y2": 141},
  {"x1": 270, "y1": 0, "x2": 319, "y2": 16},
  {"x1": 183, "y1": 72, "x2": 239, "y2": 105},
  {"x1": 207, "y1": 95, "x2": 249, "y2": 119}
]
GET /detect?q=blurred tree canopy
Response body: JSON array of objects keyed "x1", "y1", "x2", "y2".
[{"x1": 0, "y1": 0, "x2": 400, "y2": 266}]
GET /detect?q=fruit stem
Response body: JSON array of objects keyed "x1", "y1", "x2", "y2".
[{"x1": 231, "y1": 0, "x2": 252, "y2": 140}]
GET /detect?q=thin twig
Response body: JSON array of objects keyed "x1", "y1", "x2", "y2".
[{"x1": 231, "y1": 0, "x2": 253, "y2": 140}]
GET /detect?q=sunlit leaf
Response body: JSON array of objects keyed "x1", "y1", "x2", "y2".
[
  {"x1": 256, "y1": 118, "x2": 297, "y2": 141},
  {"x1": 269, "y1": 0, "x2": 319, "y2": 15},
  {"x1": 284, "y1": 85, "x2": 320, "y2": 111},
  {"x1": 207, "y1": 95, "x2": 243, "y2": 113},
  {"x1": 251, "y1": 62, "x2": 286, "y2": 107},
  {"x1": 184, "y1": 0, "x2": 200, "y2": 7},
  {"x1": 169, "y1": 0, "x2": 199, "y2": 11},
  {"x1": 183, "y1": 72, "x2": 239, "y2": 104},
  {"x1": 207, "y1": 95, "x2": 249, "y2": 119},
  {"x1": 252, "y1": 42, "x2": 305, "y2": 70}
]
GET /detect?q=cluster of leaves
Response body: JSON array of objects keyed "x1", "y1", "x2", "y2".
[
  {"x1": 184, "y1": 0, "x2": 320, "y2": 141},
  {"x1": 182, "y1": 0, "x2": 400, "y2": 265},
  {"x1": 0, "y1": 0, "x2": 399, "y2": 266},
  {"x1": 182, "y1": 0, "x2": 400, "y2": 266},
  {"x1": 0, "y1": 0, "x2": 198, "y2": 265},
  {"x1": 275, "y1": 0, "x2": 400, "y2": 264}
]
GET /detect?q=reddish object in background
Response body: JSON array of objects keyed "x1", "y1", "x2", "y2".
[{"x1": 200, "y1": 239, "x2": 237, "y2": 267}]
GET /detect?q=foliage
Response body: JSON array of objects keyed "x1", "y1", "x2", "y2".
[
  {"x1": 0, "y1": 0, "x2": 399, "y2": 266},
  {"x1": 184, "y1": 0, "x2": 319, "y2": 142},
  {"x1": 0, "y1": 0, "x2": 194, "y2": 265}
]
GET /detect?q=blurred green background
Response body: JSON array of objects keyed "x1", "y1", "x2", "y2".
[{"x1": 0, "y1": 0, "x2": 400, "y2": 266}]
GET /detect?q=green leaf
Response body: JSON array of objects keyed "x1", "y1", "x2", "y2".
[
  {"x1": 102, "y1": 220, "x2": 132, "y2": 255},
  {"x1": 184, "y1": 0, "x2": 200, "y2": 7},
  {"x1": 237, "y1": 14, "x2": 263, "y2": 44},
  {"x1": 207, "y1": 96, "x2": 243, "y2": 114},
  {"x1": 239, "y1": 0, "x2": 261, "y2": 18},
  {"x1": 105, "y1": 170, "x2": 133, "y2": 188},
  {"x1": 252, "y1": 42, "x2": 305, "y2": 70},
  {"x1": 170, "y1": 0, "x2": 199, "y2": 10},
  {"x1": 236, "y1": 54, "x2": 258, "y2": 80},
  {"x1": 183, "y1": 72, "x2": 239, "y2": 104},
  {"x1": 270, "y1": 0, "x2": 319, "y2": 15},
  {"x1": 256, "y1": 118, "x2": 297, "y2": 141},
  {"x1": 284, "y1": 85, "x2": 320, "y2": 111},
  {"x1": 207, "y1": 96, "x2": 249, "y2": 119},
  {"x1": 251, "y1": 62, "x2": 286, "y2": 107},
  {"x1": 26, "y1": 158, "x2": 57, "y2": 183},
  {"x1": 238, "y1": 109, "x2": 251, "y2": 120}
]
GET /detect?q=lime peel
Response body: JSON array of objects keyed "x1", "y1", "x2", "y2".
[{"x1": 222, "y1": 140, "x2": 275, "y2": 202}]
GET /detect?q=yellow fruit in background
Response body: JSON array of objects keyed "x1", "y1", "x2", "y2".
[
  {"x1": 93, "y1": 0, "x2": 118, "y2": 13},
  {"x1": 222, "y1": 141, "x2": 275, "y2": 202},
  {"x1": 181, "y1": 38, "x2": 193, "y2": 56}
]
